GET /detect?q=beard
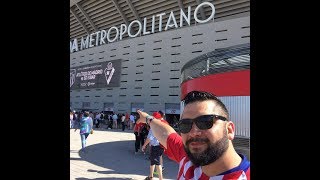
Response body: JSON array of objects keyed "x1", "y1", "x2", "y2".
[{"x1": 184, "y1": 129, "x2": 229, "y2": 167}]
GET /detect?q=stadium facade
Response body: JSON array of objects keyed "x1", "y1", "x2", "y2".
[{"x1": 70, "y1": 0, "x2": 250, "y2": 135}]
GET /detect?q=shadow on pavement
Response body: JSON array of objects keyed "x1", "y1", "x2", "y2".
[
  {"x1": 78, "y1": 140, "x2": 178, "y2": 179},
  {"x1": 76, "y1": 178, "x2": 133, "y2": 180}
]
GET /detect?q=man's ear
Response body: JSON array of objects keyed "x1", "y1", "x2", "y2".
[{"x1": 226, "y1": 121, "x2": 235, "y2": 140}]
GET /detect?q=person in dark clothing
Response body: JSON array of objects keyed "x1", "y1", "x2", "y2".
[
  {"x1": 140, "y1": 124, "x2": 149, "y2": 149},
  {"x1": 95, "y1": 114, "x2": 100, "y2": 128},
  {"x1": 133, "y1": 122, "x2": 144, "y2": 154},
  {"x1": 99, "y1": 112, "x2": 104, "y2": 127}
]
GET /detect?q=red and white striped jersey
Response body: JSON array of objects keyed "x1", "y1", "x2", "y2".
[{"x1": 165, "y1": 133, "x2": 250, "y2": 180}]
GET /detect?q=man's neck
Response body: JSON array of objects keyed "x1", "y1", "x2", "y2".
[{"x1": 201, "y1": 148, "x2": 242, "y2": 176}]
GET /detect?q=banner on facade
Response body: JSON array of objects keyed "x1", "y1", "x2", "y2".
[{"x1": 70, "y1": 60, "x2": 122, "y2": 90}]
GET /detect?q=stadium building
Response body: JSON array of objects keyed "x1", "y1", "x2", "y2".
[{"x1": 70, "y1": 0, "x2": 250, "y2": 135}]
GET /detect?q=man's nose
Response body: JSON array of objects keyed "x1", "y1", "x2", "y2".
[{"x1": 188, "y1": 122, "x2": 202, "y2": 137}]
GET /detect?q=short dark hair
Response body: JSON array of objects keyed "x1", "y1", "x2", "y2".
[
  {"x1": 182, "y1": 91, "x2": 229, "y2": 118},
  {"x1": 83, "y1": 111, "x2": 90, "y2": 117},
  {"x1": 158, "y1": 110, "x2": 164, "y2": 117}
]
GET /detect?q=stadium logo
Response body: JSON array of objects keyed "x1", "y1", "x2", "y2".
[{"x1": 104, "y1": 62, "x2": 115, "y2": 85}]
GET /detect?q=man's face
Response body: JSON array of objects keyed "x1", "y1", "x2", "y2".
[{"x1": 180, "y1": 100, "x2": 229, "y2": 166}]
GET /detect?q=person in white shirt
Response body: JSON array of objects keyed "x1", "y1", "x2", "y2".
[
  {"x1": 121, "y1": 114, "x2": 126, "y2": 131},
  {"x1": 112, "y1": 113, "x2": 118, "y2": 129},
  {"x1": 129, "y1": 114, "x2": 135, "y2": 130}
]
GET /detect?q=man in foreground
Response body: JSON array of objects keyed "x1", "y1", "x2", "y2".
[{"x1": 136, "y1": 91, "x2": 250, "y2": 179}]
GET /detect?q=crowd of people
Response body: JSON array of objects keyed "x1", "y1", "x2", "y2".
[
  {"x1": 70, "y1": 109, "x2": 166, "y2": 178},
  {"x1": 70, "y1": 111, "x2": 138, "y2": 131},
  {"x1": 70, "y1": 91, "x2": 250, "y2": 179}
]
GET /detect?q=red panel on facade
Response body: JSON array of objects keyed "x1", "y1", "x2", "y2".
[{"x1": 180, "y1": 70, "x2": 250, "y2": 99}]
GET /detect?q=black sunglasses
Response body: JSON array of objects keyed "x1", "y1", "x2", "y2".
[{"x1": 178, "y1": 114, "x2": 227, "y2": 134}]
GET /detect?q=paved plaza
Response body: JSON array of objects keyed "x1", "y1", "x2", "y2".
[{"x1": 70, "y1": 127, "x2": 179, "y2": 180}]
